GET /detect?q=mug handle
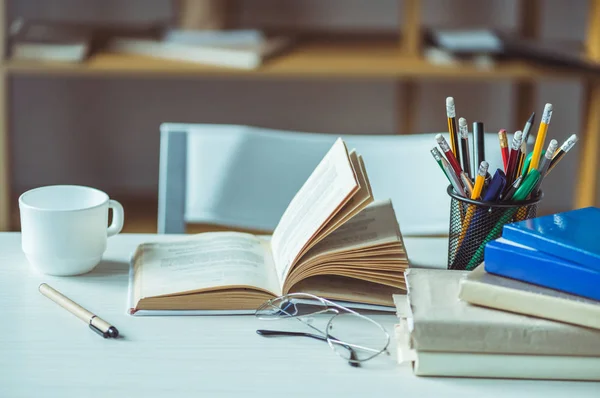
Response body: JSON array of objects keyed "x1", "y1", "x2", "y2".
[{"x1": 107, "y1": 200, "x2": 125, "y2": 237}]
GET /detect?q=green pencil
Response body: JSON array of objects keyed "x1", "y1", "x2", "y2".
[
  {"x1": 465, "y1": 169, "x2": 541, "y2": 270},
  {"x1": 431, "y1": 147, "x2": 451, "y2": 184}
]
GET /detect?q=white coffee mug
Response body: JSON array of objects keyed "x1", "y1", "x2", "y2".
[{"x1": 19, "y1": 185, "x2": 125, "y2": 276}]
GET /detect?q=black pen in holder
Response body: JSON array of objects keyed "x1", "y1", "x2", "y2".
[{"x1": 446, "y1": 186, "x2": 542, "y2": 271}]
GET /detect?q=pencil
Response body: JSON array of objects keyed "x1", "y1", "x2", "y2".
[
  {"x1": 471, "y1": 161, "x2": 489, "y2": 200},
  {"x1": 505, "y1": 130, "x2": 523, "y2": 186},
  {"x1": 459, "y1": 117, "x2": 472, "y2": 179},
  {"x1": 460, "y1": 172, "x2": 474, "y2": 196},
  {"x1": 547, "y1": 134, "x2": 578, "y2": 175},
  {"x1": 517, "y1": 112, "x2": 535, "y2": 177},
  {"x1": 531, "y1": 139, "x2": 558, "y2": 195},
  {"x1": 528, "y1": 104, "x2": 553, "y2": 172},
  {"x1": 436, "y1": 133, "x2": 462, "y2": 177},
  {"x1": 430, "y1": 147, "x2": 451, "y2": 183},
  {"x1": 498, "y1": 129, "x2": 509, "y2": 172},
  {"x1": 446, "y1": 97, "x2": 460, "y2": 163},
  {"x1": 442, "y1": 157, "x2": 466, "y2": 197}
]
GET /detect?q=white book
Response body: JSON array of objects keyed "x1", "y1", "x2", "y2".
[
  {"x1": 400, "y1": 268, "x2": 600, "y2": 356},
  {"x1": 107, "y1": 35, "x2": 292, "y2": 69},
  {"x1": 163, "y1": 29, "x2": 264, "y2": 47},
  {"x1": 459, "y1": 264, "x2": 600, "y2": 330},
  {"x1": 410, "y1": 351, "x2": 600, "y2": 380},
  {"x1": 394, "y1": 323, "x2": 600, "y2": 381}
]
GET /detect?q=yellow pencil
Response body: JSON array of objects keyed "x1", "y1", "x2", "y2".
[
  {"x1": 471, "y1": 161, "x2": 488, "y2": 200},
  {"x1": 528, "y1": 103, "x2": 553, "y2": 172}
]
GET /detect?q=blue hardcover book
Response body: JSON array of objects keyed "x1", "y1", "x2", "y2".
[
  {"x1": 501, "y1": 207, "x2": 600, "y2": 270},
  {"x1": 484, "y1": 238, "x2": 600, "y2": 301}
]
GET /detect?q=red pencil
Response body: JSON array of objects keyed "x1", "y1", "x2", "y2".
[
  {"x1": 436, "y1": 134, "x2": 462, "y2": 177},
  {"x1": 498, "y1": 129, "x2": 509, "y2": 172}
]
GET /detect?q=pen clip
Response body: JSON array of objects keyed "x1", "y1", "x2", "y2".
[{"x1": 89, "y1": 323, "x2": 109, "y2": 338}]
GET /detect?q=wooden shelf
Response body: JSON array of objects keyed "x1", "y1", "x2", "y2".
[{"x1": 4, "y1": 38, "x2": 584, "y2": 80}]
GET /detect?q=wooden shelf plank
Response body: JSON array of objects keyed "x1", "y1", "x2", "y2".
[{"x1": 4, "y1": 39, "x2": 583, "y2": 80}]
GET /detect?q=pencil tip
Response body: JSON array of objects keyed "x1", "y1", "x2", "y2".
[{"x1": 528, "y1": 112, "x2": 535, "y2": 122}]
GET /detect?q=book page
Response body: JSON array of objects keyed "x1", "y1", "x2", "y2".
[
  {"x1": 133, "y1": 232, "x2": 281, "y2": 301},
  {"x1": 271, "y1": 138, "x2": 358, "y2": 285},
  {"x1": 298, "y1": 152, "x2": 373, "y2": 254},
  {"x1": 298, "y1": 200, "x2": 402, "y2": 265}
]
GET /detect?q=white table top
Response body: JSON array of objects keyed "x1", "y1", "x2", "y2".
[{"x1": 1, "y1": 233, "x2": 598, "y2": 398}]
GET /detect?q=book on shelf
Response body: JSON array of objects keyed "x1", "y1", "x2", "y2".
[
  {"x1": 128, "y1": 138, "x2": 408, "y2": 315},
  {"x1": 106, "y1": 29, "x2": 294, "y2": 69},
  {"x1": 8, "y1": 18, "x2": 167, "y2": 63},
  {"x1": 9, "y1": 19, "x2": 91, "y2": 63},
  {"x1": 459, "y1": 263, "x2": 600, "y2": 330},
  {"x1": 425, "y1": 28, "x2": 600, "y2": 72}
]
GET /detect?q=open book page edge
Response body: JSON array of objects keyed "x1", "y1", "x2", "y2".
[
  {"x1": 270, "y1": 138, "x2": 359, "y2": 284},
  {"x1": 286, "y1": 151, "x2": 374, "y2": 278},
  {"x1": 284, "y1": 200, "x2": 406, "y2": 291}
]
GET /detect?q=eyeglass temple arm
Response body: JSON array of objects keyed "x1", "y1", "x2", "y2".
[{"x1": 256, "y1": 330, "x2": 360, "y2": 367}]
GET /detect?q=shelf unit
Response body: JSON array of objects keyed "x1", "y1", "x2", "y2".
[{"x1": 0, "y1": 0, "x2": 599, "y2": 231}]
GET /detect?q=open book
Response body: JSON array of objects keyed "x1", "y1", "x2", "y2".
[{"x1": 128, "y1": 138, "x2": 408, "y2": 315}]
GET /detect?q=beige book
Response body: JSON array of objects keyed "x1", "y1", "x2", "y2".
[
  {"x1": 400, "y1": 268, "x2": 600, "y2": 356},
  {"x1": 128, "y1": 138, "x2": 408, "y2": 315}
]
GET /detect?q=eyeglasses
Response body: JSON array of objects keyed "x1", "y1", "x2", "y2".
[{"x1": 255, "y1": 293, "x2": 390, "y2": 367}]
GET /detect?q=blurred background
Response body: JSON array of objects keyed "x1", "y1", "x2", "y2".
[{"x1": 3, "y1": 0, "x2": 598, "y2": 232}]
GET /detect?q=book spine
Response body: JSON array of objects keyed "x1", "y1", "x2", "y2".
[
  {"x1": 485, "y1": 240, "x2": 600, "y2": 301},
  {"x1": 502, "y1": 224, "x2": 600, "y2": 270},
  {"x1": 412, "y1": 351, "x2": 600, "y2": 380},
  {"x1": 458, "y1": 274, "x2": 600, "y2": 338},
  {"x1": 410, "y1": 315, "x2": 600, "y2": 356}
]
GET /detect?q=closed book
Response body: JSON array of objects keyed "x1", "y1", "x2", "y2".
[
  {"x1": 107, "y1": 34, "x2": 293, "y2": 70},
  {"x1": 501, "y1": 206, "x2": 600, "y2": 270},
  {"x1": 407, "y1": 350, "x2": 600, "y2": 381},
  {"x1": 402, "y1": 268, "x2": 600, "y2": 355},
  {"x1": 484, "y1": 237, "x2": 600, "y2": 301},
  {"x1": 9, "y1": 20, "x2": 90, "y2": 62},
  {"x1": 459, "y1": 264, "x2": 600, "y2": 330}
]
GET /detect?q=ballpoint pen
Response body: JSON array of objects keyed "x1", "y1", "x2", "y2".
[
  {"x1": 502, "y1": 175, "x2": 523, "y2": 201},
  {"x1": 528, "y1": 103, "x2": 553, "y2": 172},
  {"x1": 436, "y1": 133, "x2": 462, "y2": 177},
  {"x1": 39, "y1": 283, "x2": 119, "y2": 339},
  {"x1": 459, "y1": 117, "x2": 472, "y2": 179},
  {"x1": 446, "y1": 97, "x2": 460, "y2": 162},
  {"x1": 466, "y1": 169, "x2": 542, "y2": 270},
  {"x1": 547, "y1": 134, "x2": 578, "y2": 175}
]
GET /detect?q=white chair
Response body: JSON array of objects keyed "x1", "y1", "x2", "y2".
[{"x1": 157, "y1": 123, "x2": 504, "y2": 236}]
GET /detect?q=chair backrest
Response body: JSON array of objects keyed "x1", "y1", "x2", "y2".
[{"x1": 158, "y1": 123, "x2": 504, "y2": 236}]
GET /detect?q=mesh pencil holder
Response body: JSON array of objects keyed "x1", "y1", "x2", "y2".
[{"x1": 446, "y1": 185, "x2": 542, "y2": 271}]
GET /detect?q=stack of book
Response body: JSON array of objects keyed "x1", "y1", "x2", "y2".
[
  {"x1": 394, "y1": 207, "x2": 600, "y2": 380},
  {"x1": 9, "y1": 18, "x2": 294, "y2": 69},
  {"x1": 106, "y1": 29, "x2": 294, "y2": 69}
]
